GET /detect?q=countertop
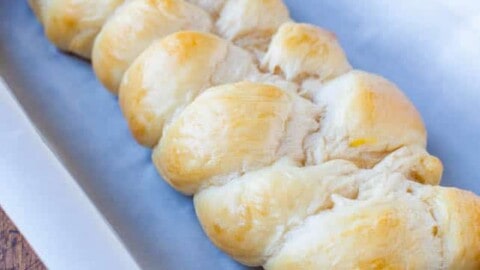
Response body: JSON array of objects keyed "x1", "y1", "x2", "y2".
[{"x1": 0, "y1": 207, "x2": 45, "y2": 270}]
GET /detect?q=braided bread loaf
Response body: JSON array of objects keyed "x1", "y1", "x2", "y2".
[{"x1": 30, "y1": 0, "x2": 480, "y2": 269}]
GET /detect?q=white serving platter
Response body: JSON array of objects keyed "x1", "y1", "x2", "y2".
[{"x1": 0, "y1": 1, "x2": 479, "y2": 269}]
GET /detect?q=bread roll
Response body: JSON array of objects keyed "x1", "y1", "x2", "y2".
[
  {"x1": 307, "y1": 70, "x2": 427, "y2": 168},
  {"x1": 118, "y1": 24, "x2": 357, "y2": 147},
  {"x1": 193, "y1": 149, "x2": 477, "y2": 269},
  {"x1": 373, "y1": 145, "x2": 443, "y2": 185},
  {"x1": 29, "y1": 0, "x2": 124, "y2": 59},
  {"x1": 151, "y1": 75, "x2": 441, "y2": 193},
  {"x1": 92, "y1": 0, "x2": 288, "y2": 93},
  {"x1": 92, "y1": 0, "x2": 213, "y2": 93},
  {"x1": 265, "y1": 177, "x2": 480, "y2": 269},
  {"x1": 194, "y1": 159, "x2": 359, "y2": 266},
  {"x1": 215, "y1": 0, "x2": 290, "y2": 52},
  {"x1": 119, "y1": 32, "x2": 260, "y2": 147},
  {"x1": 265, "y1": 190, "x2": 443, "y2": 269},
  {"x1": 263, "y1": 22, "x2": 351, "y2": 83},
  {"x1": 187, "y1": 0, "x2": 291, "y2": 48},
  {"x1": 431, "y1": 187, "x2": 480, "y2": 269},
  {"x1": 153, "y1": 82, "x2": 319, "y2": 194}
]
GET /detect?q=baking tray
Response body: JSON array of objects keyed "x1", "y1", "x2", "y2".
[{"x1": 1, "y1": 1, "x2": 479, "y2": 269}]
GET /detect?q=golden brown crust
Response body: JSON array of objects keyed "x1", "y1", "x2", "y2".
[
  {"x1": 194, "y1": 160, "x2": 358, "y2": 265},
  {"x1": 216, "y1": 0, "x2": 290, "y2": 50},
  {"x1": 308, "y1": 70, "x2": 428, "y2": 168},
  {"x1": 263, "y1": 22, "x2": 351, "y2": 82},
  {"x1": 433, "y1": 187, "x2": 480, "y2": 269},
  {"x1": 37, "y1": 0, "x2": 124, "y2": 59},
  {"x1": 92, "y1": 0, "x2": 213, "y2": 93},
  {"x1": 118, "y1": 31, "x2": 257, "y2": 147},
  {"x1": 373, "y1": 146, "x2": 443, "y2": 185},
  {"x1": 153, "y1": 82, "x2": 292, "y2": 194},
  {"x1": 265, "y1": 194, "x2": 443, "y2": 270}
]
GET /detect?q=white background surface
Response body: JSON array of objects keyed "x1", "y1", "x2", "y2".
[{"x1": 0, "y1": 79, "x2": 140, "y2": 270}]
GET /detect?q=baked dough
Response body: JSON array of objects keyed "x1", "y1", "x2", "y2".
[
  {"x1": 117, "y1": 26, "x2": 351, "y2": 147},
  {"x1": 194, "y1": 158, "x2": 360, "y2": 266},
  {"x1": 29, "y1": 0, "x2": 480, "y2": 269},
  {"x1": 186, "y1": 0, "x2": 225, "y2": 17},
  {"x1": 92, "y1": 0, "x2": 213, "y2": 93},
  {"x1": 32, "y1": 0, "x2": 290, "y2": 93},
  {"x1": 264, "y1": 178, "x2": 441, "y2": 270},
  {"x1": 196, "y1": 156, "x2": 478, "y2": 269},
  {"x1": 264, "y1": 175, "x2": 480, "y2": 270},
  {"x1": 153, "y1": 82, "x2": 318, "y2": 194},
  {"x1": 118, "y1": 32, "x2": 260, "y2": 147},
  {"x1": 118, "y1": 29, "x2": 319, "y2": 147},
  {"x1": 263, "y1": 22, "x2": 351, "y2": 83},
  {"x1": 308, "y1": 70, "x2": 427, "y2": 168},
  {"x1": 29, "y1": 0, "x2": 124, "y2": 59},
  {"x1": 214, "y1": 0, "x2": 290, "y2": 52}
]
